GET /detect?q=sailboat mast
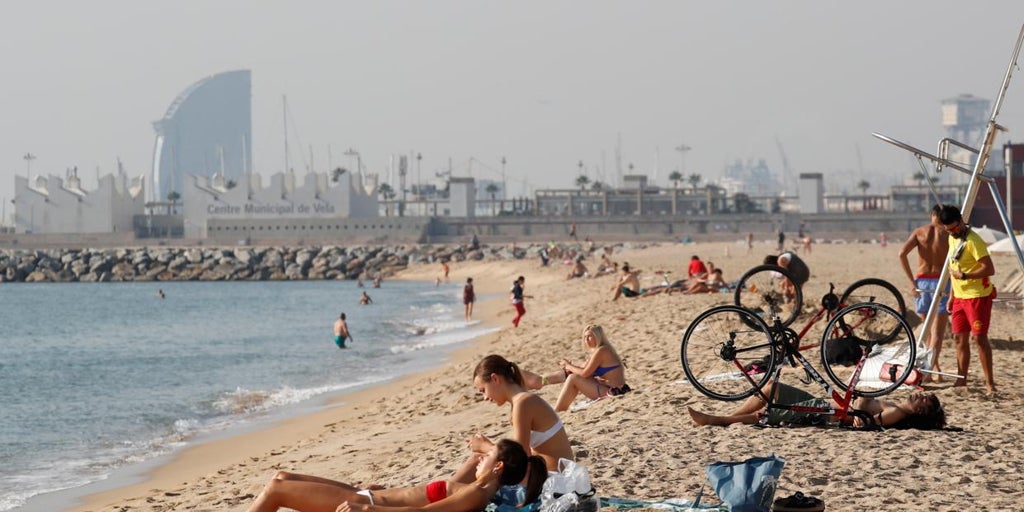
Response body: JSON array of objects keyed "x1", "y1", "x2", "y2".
[{"x1": 283, "y1": 95, "x2": 290, "y2": 172}]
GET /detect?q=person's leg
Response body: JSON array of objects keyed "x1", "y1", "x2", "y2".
[
  {"x1": 974, "y1": 333, "x2": 997, "y2": 393},
  {"x1": 687, "y1": 407, "x2": 759, "y2": 427},
  {"x1": 729, "y1": 391, "x2": 768, "y2": 416},
  {"x1": 554, "y1": 374, "x2": 600, "y2": 411},
  {"x1": 929, "y1": 313, "x2": 949, "y2": 378},
  {"x1": 953, "y1": 332, "x2": 970, "y2": 387},
  {"x1": 247, "y1": 471, "x2": 364, "y2": 512}
]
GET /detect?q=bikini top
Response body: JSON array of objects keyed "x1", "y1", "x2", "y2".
[
  {"x1": 593, "y1": 364, "x2": 621, "y2": 377},
  {"x1": 530, "y1": 418, "x2": 564, "y2": 448}
]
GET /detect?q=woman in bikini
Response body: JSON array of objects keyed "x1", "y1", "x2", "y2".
[
  {"x1": 522, "y1": 324, "x2": 630, "y2": 412},
  {"x1": 247, "y1": 438, "x2": 546, "y2": 512},
  {"x1": 454, "y1": 354, "x2": 574, "y2": 480}
]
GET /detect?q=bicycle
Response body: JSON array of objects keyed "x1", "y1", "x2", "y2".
[
  {"x1": 733, "y1": 265, "x2": 906, "y2": 348},
  {"x1": 680, "y1": 296, "x2": 917, "y2": 428}
]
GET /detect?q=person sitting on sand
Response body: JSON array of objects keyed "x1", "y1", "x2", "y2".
[
  {"x1": 454, "y1": 355, "x2": 574, "y2": 476},
  {"x1": 611, "y1": 265, "x2": 643, "y2": 300},
  {"x1": 566, "y1": 257, "x2": 589, "y2": 280},
  {"x1": 684, "y1": 268, "x2": 728, "y2": 294},
  {"x1": 595, "y1": 254, "x2": 617, "y2": 275},
  {"x1": 245, "y1": 438, "x2": 546, "y2": 512},
  {"x1": 687, "y1": 255, "x2": 708, "y2": 279},
  {"x1": 522, "y1": 324, "x2": 631, "y2": 411},
  {"x1": 687, "y1": 382, "x2": 946, "y2": 430}
]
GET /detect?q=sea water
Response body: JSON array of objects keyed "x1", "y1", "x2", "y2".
[{"x1": 0, "y1": 279, "x2": 491, "y2": 512}]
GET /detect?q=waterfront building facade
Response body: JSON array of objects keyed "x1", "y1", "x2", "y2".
[
  {"x1": 13, "y1": 170, "x2": 144, "y2": 234},
  {"x1": 181, "y1": 169, "x2": 379, "y2": 239}
]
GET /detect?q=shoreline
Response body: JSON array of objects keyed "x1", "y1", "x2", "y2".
[
  {"x1": 50, "y1": 270, "x2": 511, "y2": 512},
  {"x1": 33, "y1": 242, "x2": 1024, "y2": 511}
]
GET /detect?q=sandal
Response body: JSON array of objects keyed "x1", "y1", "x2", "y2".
[{"x1": 772, "y1": 491, "x2": 825, "y2": 512}]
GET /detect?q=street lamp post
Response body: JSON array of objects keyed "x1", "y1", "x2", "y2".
[
  {"x1": 23, "y1": 153, "x2": 36, "y2": 183},
  {"x1": 416, "y1": 153, "x2": 423, "y2": 215},
  {"x1": 500, "y1": 156, "x2": 507, "y2": 214}
]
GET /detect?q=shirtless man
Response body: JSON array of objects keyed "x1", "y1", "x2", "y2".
[
  {"x1": 566, "y1": 258, "x2": 589, "y2": 280},
  {"x1": 898, "y1": 204, "x2": 950, "y2": 378},
  {"x1": 359, "y1": 291, "x2": 373, "y2": 305},
  {"x1": 611, "y1": 264, "x2": 642, "y2": 300},
  {"x1": 333, "y1": 312, "x2": 353, "y2": 349}
]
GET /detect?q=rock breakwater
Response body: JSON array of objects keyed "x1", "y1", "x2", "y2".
[{"x1": 0, "y1": 244, "x2": 530, "y2": 283}]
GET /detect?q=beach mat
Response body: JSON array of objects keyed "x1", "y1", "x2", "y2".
[{"x1": 600, "y1": 497, "x2": 727, "y2": 511}]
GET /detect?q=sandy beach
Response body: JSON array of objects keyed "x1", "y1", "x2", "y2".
[{"x1": 66, "y1": 239, "x2": 1024, "y2": 511}]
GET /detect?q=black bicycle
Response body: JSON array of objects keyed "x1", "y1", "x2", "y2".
[{"x1": 680, "y1": 297, "x2": 917, "y2": 405}]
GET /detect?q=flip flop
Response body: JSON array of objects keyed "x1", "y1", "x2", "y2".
[{"x1": 772, "y1": 491, "x2": 825, "y2": 512}]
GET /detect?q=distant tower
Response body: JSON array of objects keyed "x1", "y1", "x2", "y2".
[
  {"x1": 150, "y1": 70, "x2": 252, "y2": 204},
  {"x1": 941, "y1": 94, "x2": 990, "y2": 174}
]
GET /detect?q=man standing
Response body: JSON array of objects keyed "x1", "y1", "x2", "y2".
[
  {"x1": 898, "y1": 204, "x2": 950, "y2": 377},
  {"x1": 939, "y1": 205, "x2": 997, "y2": 393},
  {"x1": 333, "y1": 312, "x2": 353, "y2": 349}
]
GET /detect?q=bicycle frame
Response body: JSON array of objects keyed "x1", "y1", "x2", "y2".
[{"x1": 736, "y1": 307, "x2": 878, "y2": 428}]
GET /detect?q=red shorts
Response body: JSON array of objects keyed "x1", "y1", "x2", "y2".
[{"x1": 950, "y1": 293, "x2": 995, "y2": 336}]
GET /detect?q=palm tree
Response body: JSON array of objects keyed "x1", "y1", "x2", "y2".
[
  {"x1": 575, "y1": 174, "x2": 591, "y2": 191},
  {"x1": 485, "y1": 183, "x2": 500, "y2": 215},
  {"x1": 857, "y1": 179, "x2": 870, "y2": 195},
  {"x1": 378, "y1": 183, "x2": 395, "y2": 216},
  {"x1": 591, "y1": 181, "x2": 605, "y2": 191},
  {"x1": 687, "y1": 173, "x2": 702, "y2": 191},
  {"x1": 331, "y1": 167, "x2": 348, "y2": 183},
  {"x1": 166, "y1": 191, "x2": 181, "y2": 215},
  {"x1": 669, "y1": 171, "x2": 683, "y2": 190},
  {"x1": 912, "y1": 172, "x2": 926, "y2": 187}
]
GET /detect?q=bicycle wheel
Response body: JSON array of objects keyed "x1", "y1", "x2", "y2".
[
  {"x1": 839, "y1": 278, "x2": 906, "y2": 343},
  {"x1": 681, "y1": 305, "x2": 777, "y2": 401},
  {"x1": 839, "y1": 278, "x2": 905, "y2": 342},
  {"x1": 820, "y1": 302, "x2": 916, "y2": 397},
  {"x1": 734, "y1": 264, "x2": 803, "y2": 328}
]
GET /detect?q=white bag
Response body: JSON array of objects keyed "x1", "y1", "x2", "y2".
[{"x1": 540, "y1": 459, "x2": 598, "y2": 512}]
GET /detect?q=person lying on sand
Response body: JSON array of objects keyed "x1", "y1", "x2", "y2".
[
  {"x1": 454, "y1": 355, "x2": 574, "y2": 477},
  {"x1": 521, "y1": 324, "x2": 631, "y2": 411},
  {"x1": 687, "y1": 382, "x2": 946, "y2": 430},
  {"x1": 246, "y1": 438, "x2": 545, "y2": 512}
]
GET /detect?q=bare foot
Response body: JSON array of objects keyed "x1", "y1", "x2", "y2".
[{"x1": 687, "y1": 406, "x2": 711, "y2": 426}]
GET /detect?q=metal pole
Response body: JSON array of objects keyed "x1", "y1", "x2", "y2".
[{"x1": 917, "y1": 24, "x2": 1024, "y2": 361}]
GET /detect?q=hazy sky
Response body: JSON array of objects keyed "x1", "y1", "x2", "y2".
[{"x1": 2, "y1": 1, "x2": 1023, "y2": 204}]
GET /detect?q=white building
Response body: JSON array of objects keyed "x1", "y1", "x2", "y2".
[
  {"x1": 181, "y1": 169, "x2": 379, "y2": 238},
  {"x1": 13, "y1": 170, "x2": 144, "y2": 234}
]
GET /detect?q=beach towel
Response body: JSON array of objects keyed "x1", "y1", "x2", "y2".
[{"x1": 600, "y1": 497, "x2": 727, "y2": 511}]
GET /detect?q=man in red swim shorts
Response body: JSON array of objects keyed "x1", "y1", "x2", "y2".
[{"x1": 940, "y1": 204, "x2": 997, "y2": 394}]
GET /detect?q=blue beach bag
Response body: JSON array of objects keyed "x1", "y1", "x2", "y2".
[{"x1": 705, "y1": 453, "x2": 785, "y2": 512}]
